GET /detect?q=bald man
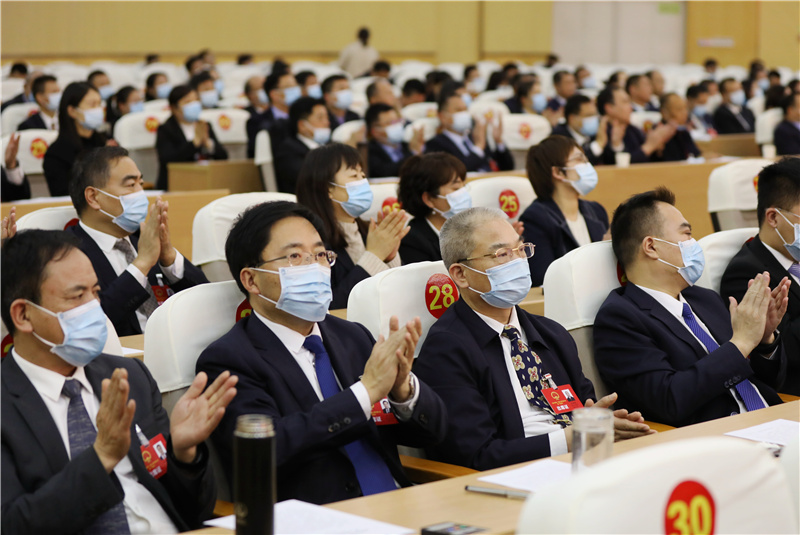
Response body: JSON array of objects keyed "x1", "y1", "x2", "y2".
[{"x1": 652, "y1": 93, "x2": 701, "y2": 162}]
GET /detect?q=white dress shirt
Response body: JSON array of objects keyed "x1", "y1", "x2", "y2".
[
  {"x1": 443, "y1": 129, "x2": 486, "y2": 159},
  {"x1": 762, "y1": 240, "x2": 800, "y2": 286},
  {"x1": 425, "y1": 217, "x2": 441, "y2": 236},
  {"x1": 565, "y1": 212, "x2": 591, "y2": 247},
  {"x1": 40, "y1": 111, "x2": 58, "y2": 130},
  {"x1": 296, "y1": 133, "x2": 320, "y2": 151},
  {"x1": 566, "y1": 125, "x2": 603, "y2": 157},
  {"x1": 3, "y1": 164, "x2": 25, "y2": 185},
  {"x1": 12, "y1": 350, "x2": 178, "y2": 534},
  {"x1": 473, "y1": 308, "x2": 569, "y2": 456}
]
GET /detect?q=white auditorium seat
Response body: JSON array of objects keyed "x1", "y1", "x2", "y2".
[
  {"x1": 403, "y1": 117, "x2": 440, "y2": 143},
  {"x1": 254, "y1": 129, "x2": 277, "y2": 192},
  {"x1": 707, "y1": 159, "x2": 772, "y2": 231},
  {"x1": 331, "y1": 120, "x2": 366, "y2": 144},
  {"x1": 1, "y1": 102, "x2": 40, "y2": 133},
  {"x1": 746, "y1": 94, "x2": 765, "y2": 116},
  {"x1": 629, "y1": 111, "x2": 662, "y2": 132},
  {"x1": 695, "y1": 228, "x2": 758, "y2": 293},
  {"x1": 112, "y1": 110, "x2": 171, "y2": 186},
  {"x1": 400, "y1": 102, "x2": 438, "y2": 122},
  {"x1": 2, "y1": 129, "x2": 59, "y2": 195},
  {"x1": 501, "y1": 113, "x2": 553, "y2": 168},
  {"x1": 16, "y1": 206, "x2": 79, "y2": 231},
  {"x1": 1, "y1": 78, "x2": 25, "y2": 102},
  {"x1": 360, "y1": 181, "x2": 400, "y2": 222},
  {"x1": 142, "y1": 99, "x2": 170, "y2": 112},
  {"x1": 199, "y1": 108, "x2": 250, "y2": 160},
  {"x1": 466, "y1": 176, "x2": 536, "y2": 223},
  {"x1": 754, "y1": 107, "x2": 783, "y2": 146}
]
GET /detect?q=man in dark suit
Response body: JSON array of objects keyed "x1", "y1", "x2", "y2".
[
  {"x1": 196, "y1": 201, "x2": 446, "y2": 504},
  {"x1": 652, "y1": 93, "x2": 702, "y2": 162},
  {"x1": 712, "y1": 78, "x2": 756, "y2": 134},
  {"x1": 66, "y1": 146, "x2": 208, "y2": 336},
  {"x1": 17, "y1": 74, "x2": 61, "y2": 131},
  {"x1": 242, "y1": 75, "x2": 267, "y2": 116},
  {"x1": 774, "y1": 93, "x2": 800, "y2": 156},
  {"x1": 722, "y1": 158, "x2": 800, "y2": 394},
  {"x1": 365, "y1": 103, "x2": 423, "y2": 178},
  {"x1": 425, "y1": 93, "x2": 514, "y2": 173},
  {"x1": 1, "y1": 70, "x2": 41, "y2": 112},
  {"x1": 546, "y1": 70, "x2": 577, "y2": 114},
  {"x1": 274, "y1": 97, "x2": 331, "y2": 193},
  {"x1": 594, "y1": 188, "x2": 789, "y2": 428},
  {"x1": 626, "y1": 74, "x2": 659, "y2": 112},
  {"x1": 245, "y1": 71, "x2": 297, "y2": 158},
  {"x1": 366, "y1": 78, "x2": 399, "y2": 110},
  {"x1": 323, "y1": 74, "x2": 361, "y2": 129},
  {"x1": 552, "y1": 94, "x2": 605, "y2": 165},
  {"x1": 2, "y1": 133, "x2": 31, "y2": 202},
  {"x1": 414, "y1": 207, "x2": 653, "y2": 470},
  {"x1": 686, "y1": 84, "x2": 715, "y2": 135},
  {"x1": 1, "y1": 228, "x2": 238, "y2": 534}
]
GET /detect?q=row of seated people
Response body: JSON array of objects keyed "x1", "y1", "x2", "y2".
[{"x1": 1, "y1": 150, "x2": 796, "y2": 529}]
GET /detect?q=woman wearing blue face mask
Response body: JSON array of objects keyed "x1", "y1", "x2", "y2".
[
  {"x1": 108, "y1": 86, "x2": 144, "y2": 138},
  {"x1": 397, "y1": 152, "x2": 469, "y2": 265},
  {"x1": 43, "y1": 82, "x2": 111, "y2": 197},
  {"x1": 145, "y1": 72, "x2": 171, "y2": 102},
  {"x1": 155, "y1": 84, "x2": 228, "y2": 190},
  {"x1": 519, "y1": 135, "x2": 610, "y2": 286},
  {"x1": 296, "y1": 143, "x2": 409, "y2": 309}
]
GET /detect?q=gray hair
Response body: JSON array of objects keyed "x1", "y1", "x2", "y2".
[{"x1": 439, "y1": 207, "x2": 508, "y2": 268}]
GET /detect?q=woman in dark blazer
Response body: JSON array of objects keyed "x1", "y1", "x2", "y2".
[
  {"x1": 43, "y1": 82, "x2": 109, "y2": 196},
  {"x1": 296, "y1": 143, "x2": 408, "y2": 309},
  {"x1": 520, "y1": 135, "x2": 609, "y2": 286},
  {"x1": 397, "y1": 153, "x2": 469, "y2": 265},
  {"x1": 155, "y1": 84, "x2": 227, "y2": 190}
]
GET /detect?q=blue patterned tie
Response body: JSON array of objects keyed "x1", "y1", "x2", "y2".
[
  {"x1": 302, "y1": 335, "x2": 397, "y2": 495},
  {"x1": 788, "y1": 263, "x2": 800, "y2": 280},
  {"x1": 62, "y1": 380, "x2": 131, "y2": 535},
  {"x1": 680, "y1": 303, "x2": 766, "y2": 412}
]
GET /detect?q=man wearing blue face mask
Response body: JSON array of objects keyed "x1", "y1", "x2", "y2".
[
  {"x1": 66, "y1": 146, "x2": 208, "y2": 336},
  {"x1": 322, "y1": 74, "x2": 361, "y2": 128},
  {"x1": 773, "y1": 92, "x2": 800, "y2": 156},
  {"x1": 365, "y1": 103, "x2": 424, "y2": 178},
  {"x1": 274, "y1": 97, "x2": 331, "y2": 193},
  {"x1": 196, "y1": 201, "x2": 446, "y2": 504},
  {"x1": 88, "y1": 70, "x2": 115, "y2": 102},
  {"x1": 415, "y1": 207, "x2": 653, "y2": 470},
  {"x1": 245, "y1": 71, "x2": 297, "y2": 158},
  {"x1": 1, "y1": 229, "x2": 238, "y2": 534},
  {"x1": 18, "y1": 74, "x2": 60, "y2": 131},
  {"x1": 594, "y1": 188, "x2": 790, "y2": 428},
  {"x1": 651, "y1": 93, "x2": 702, "y2": 162},
  {"x1": 552, "y1": 95, "x2": 605, "y2": 166},
  {"x1": 712, "y1": 78, "x2": 755, "y2": 134},
  {"x1": 722, "y1": 158, "x2": 800, "y2": 394},
  {"x1": 189, "y1": 71, "x2": 219, "y2": 109}
]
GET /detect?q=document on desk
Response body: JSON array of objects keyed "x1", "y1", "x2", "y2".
[
  {"x1": 724, "y1": 419, "x2": 800, "y2": 446},
  {"x1": 204, "y1": 499, "x2": 415, "y2": 534},
  {"x1": 121, "y1": 347, "x2": 141, "y2": 356},
  {"x1": 477, "y1": 459, "x2": 571, "y2": 493}
]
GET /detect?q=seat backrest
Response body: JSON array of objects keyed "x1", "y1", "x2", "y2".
[
  {"x1": 466, "y1": 176, "x2": 536, "y2": 222},
  {"x1": 517, "y1": 437, "x2": 798, "y2": 534},
  {"x1": 360, "y1": 181, "x2": 400, "y2": 222},
  {"x1": 199, "y1": 108, "x2": 250, "y2": 144},
  {"x1": 347, "y1": 261, "x2": 457, "y2": 356},
  {"x1": 403, "y1": 117, "x2": 440, "y2": 142},
  {"x1": 16, "y1": 206, "x2": 79, "y2": 231},
  {"x1": 781, "y1": 435, "x2": 800, "y2": 526},
  {"x1": 113, "y1": 110, "x2": 171, "y2": 150},
  {"x1": 707, "y1": 158, "x2": 772, "y2": 214},
  {"x1": 400, "y1": 102, "x2": 438, "y2": 122},
  {"x1": 142, "y1": 99, "x2": 170, "y2": 112},
  {"x1": 468, "y1": 101, "x2": 511, "y2": 124},
  {"x1": 1, "y1": 102, "x2": 40, "y2": 133},
  {"x1": 331, "y1": 120, "x2": 366, "y2": 144},
  {"x1": 1, "y1": 78, "x2": 25, "y2": 102},
  {"x1": 2, "y1": 129, "x2": 60, "y2": 175},
  {"x1": 629, "y1": 111, "x2": 662, "y2": 132},
  {"x1": 254, "y1": 129, "x2": 278, "y2": 192},
  {"x1": 474, "y1": 89, "x2": 508, "y2": 103},
  {"x1": 695, "y1": 228, "x2": 758, "y2": 293},
  {"x1": 746, "y1": 94, "x2": 765, "y2": 115},
  {"x1": 755, "y1": 107, "x2": 783, "y2": 145},
  {"x1": 502, "y1": 114, "x2": 553, "y2": 150}
]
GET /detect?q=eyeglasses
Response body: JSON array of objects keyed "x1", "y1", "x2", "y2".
[
  {"x1": 458, "y1": 242, "x2": 535, "y2": 264},
  {"x1": 258, "y1": 250, "x2": 338, "y2": 268}
]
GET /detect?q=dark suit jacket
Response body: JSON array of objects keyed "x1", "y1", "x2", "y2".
[
  {"x1": 399, "y1": 217, "x2": 441, "y2": 265},
  {"x1": 546, "y1": 97, "x2": 565, "y2": 112},
  {"x1": 774, "y1": 120, "x2": 800, "y2": 156},
  {"x1": 1, "y1": 93, "x2": 26, "y2": 112},
  {"x1": 66, "y1": 224, "x2": 208, "y2": 336},
  {"x1": 1, "y1": 167, "x2": 31, "y2": 203},
  {"x1": 155, "y1": 115, "x2": 228, "y2": 190},
  {"x1": 42, "y1": 132, "x2": 107, "y2": 197},
  {"x1": 551, "y1": 124, "x2": 602, "y2": 166},
  {"x1": 520, "y1": 198, "x2": 609, "y2": 286},
  {"x1": 721, "y1": 235, "x2": 800, "y2": 394},
  {"x1": 424, "y1": 133, "x2": 514, "y2": 173},
  {"x1": 633, "y1": 102, "x2": 660, "y2": 113},
  {"x1": 504, "y1": 97, "x2": 524, "y2": 114},
  {"x1": 652, "y1": 125, "x2": 701, "y2": 162},
  {"x1": 328, "y1": 109, "x2": 361, "y2": 130},
  {"x1": 367, "y1": 139, "x2": 412, "y2": 178},
  {"x1": 274, "y1": 136, "x2": 312, "y2": 194},
  {"x1": 246, "y1": 107, "x2": 289, "y2": 158},
  {"x1": 17, "y1": 112, "x2": 47, "y2": 131},
  {"x1": 593, "y1": 283, "x2": 785, "y2": 427},
  {"x1": 712, "y1": 105, "x2": 755, "y2": 134},
  {"x1": 2, "y1": 353, "x2": 216, "y2": 533},
  {"x1": 196, "y1": 314, "x2": 446, "y2": 504},
  {"x1": 601, "y1": 123, "x2": 649, "y2": 165},
  {"x1": 414, "y1": 298, "x2": 595, "y2": 470}
]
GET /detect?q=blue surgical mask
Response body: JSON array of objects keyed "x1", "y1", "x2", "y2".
[
  {"x1": 307, "y1": 84, "x2": 323, "y2": 99},
  {"x1": 692, "y1": 105, "x2": 707, "y2": 118},
  {"x1": 284, "y1": 86, "x2": 302, "y2": 106},
  {"x1": 79, "y1": 107, "x2": 105, "y2": 130},
  {"x1": 730, "y1": 89, "x2": 746, "y2": 107},
  {"x1": 580, "y1": 115, "x2": 599, "y2": 137},
  {"x1": 561, "y1": 162, "x2": 598, "y2": 196},
  {"x1": 46, "y1": 92, "x2": 62, "y2": 112},
  {"x1": 199, "y1": 89, "x2": 219, "y2": 108},
  {"x1": 330, "y1": 178, "x2": 374, "y2": 218},
  {"x1": 97, "y1": 189, "x2": 149, "y2": 233},
  {"x1": 255, "y1": 263, "x2": 332, "y2": 322},
  {"x1": 450, "y1": 111, "x2": 472, "y2": 135},
  {"x1": 385, "y1": 122, "x2": 405, "y2": 144},
  {"x1": 461, "y1": 93, "x2": 473, "y2": 107},
  {"x1": 758, "y1": 78, "x2": 770, "y2": 91},
  {"x1": 98, "y1": 84, "x2": 115, "y2": 101},
  {"x1": 129, "y1": 101, "x2": 144, "y2": 114},
  {"x1": 776, "y1": 209, "x2": 800, "y2": 262},
  {"x1": 214, "y1": 79, "x2": 225, "y2": 94},
  {"x1": 156, "y1": 83, "x2": 173, "y2": 100},
  {"x1": 532, "y1": 93, "x2": 548, "y2": 113},
  {"x1": 435, "y1": 187, "x2": 472, "y2": 219},
  {"x1": 654, "y1": 237, "x2": 705, "y2": 286},
  {"x1": 581, "y1": 76, "x2": 597, "y2": 89},
  {"x1": 334, "y1": 89, "x2": 353, "y2": 109},
  {"x1": 257, "y1": 89, "x2": 268, "y2": 104},
  {"x1": 304, "y1": 121, "x2": 331, "y2": 144},
  {"x1": 462, "y1": 258, "x2": 532, "y2": 308},
  {"x1": 27, "y1": 299, "x2": 108, "y2": 367},
  {"x1": 182, "y1": 100, "x2": 202, "y2": 122},
  {"x1": 467, "y1": 77, "x2": 487, "y2": 94}
]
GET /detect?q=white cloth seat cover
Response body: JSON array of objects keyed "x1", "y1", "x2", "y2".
[
  {"x1": 695, "y1": 228, "x2": 758, "y2": 293},
  {"x1": 2, "y1": 129, "x2": 59, "y2": 175},
  {"x1": 466, "y1": 176, "x2": 536, "y2": 222},
  {"x1": 331, "y1": 120, "x2": 365, "y2": 144},
  {"x1": 1, "y1": 102, "x2": 40, "y2": 133},
  {"x1": 629, "y1": 111, "x2": 662, "y2": 132},
  {"x1": 502, "y1": 114, "x2": 553, "y2": 150},
  {"x1": 16, "y1": 206, "x2": 79, "y2": 231}
]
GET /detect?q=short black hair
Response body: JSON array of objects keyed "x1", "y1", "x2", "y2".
[
  {"x1": 373, "y1": 60, "x2": 391, "y2": 73},
  {"x1": 553, "y1": 70, "x2": 570, "y2": 86},
  {"x1": 69, "y1": 146, "x2": 131, "y2": 215},
  {"x1": 686, "y1": 84, "x2": 707, "y2": 100},
  {"x1": 766, "y1": 85, "x2": 786, "y2": 110},
  {"x1": 32, "y1": 75, "x2": 57, "y2": 97},
  {"x1": 699, "y1": 79, "x2": 716, "y2": 93},
  {"x1": 625, "y1": 74, "x2": 642, "y2": 94},
  {"x1": 365, "y1": 79, "x2": 384, "y2": 102},
  {"x1": 768, "y1": 69, "x2": 781, "y2": 80},
  {"x1": 225, "y1": 201, "x2": 327, "y2": 295},
  {"x1": 365, "y1": 103, "x2": 396, "y2": 133},
  {"x1": 402, "y1": 79, "x2": 426, "y2": 97},
  {"x1": 659, "y1": 92, "x2": 681, "y2": 111},
  {"x1": 704, "y1": 58, "x2": 718, "y2": 68},
  {"x1": 322, "y1": 75, "x2": 347, "y2": 95},
  {"x1": 464, "y1": 65, "x2": 477, "y2": 80},
  {"x1": 788, "y1": 79, "x2": 800, "y2": 93},
  {"x1": 439, "y1": 80, "x2": 466, "y2": 104},
  {"x1": 185, "y1": 54, "x2": 202, "y2": 73},
  {"x1": 295, "y1": 70, "x2": 316, "y2": 86},
  {"x1": 756, "y1": 158, "x2": 800, "y2": 227},
  {"x1": 564, "y1": 94, "x2": 591, "y2": 119},
  {"x1": 271, "y1": 58, "x2": 290, "y2": 76},
  {"x1": 264, "y1": 71, "x2": 291, "y2": 97},
  {"x1": 87, "y1": 70, "x2": 108, "y2": 88},
  {"x1": 502, "y1": 62, "x2": 518, "y2": 74},
  {"x1": 189, "y1": 71, "x2": 213, "y2": 91},
  {"x1": 168, "y1": 84, "x2": 193, "y2": 107},
  {"x1": 437, "y1": 91, "x2": 462, "y2": 113},
  {"x1": 146, "y1": 72, "x2": 166, "y2": 89},
  {"x1": 610, "y1": 187, "x2": 677, "y2": 271},
  {"x1": 237, "y1": 53, "x2": 253, "y2": 65},
  {"x1": 780, "y1": 92, "x2": 800, "y2": 115},
  {"x1": 397, "y1": 153, "x2": 467, "y2": 218},
  {"x1": 515, "y1": 80, "x2": 534, "y2": 99},
  {"x1": 288, "y1": 96, "x2": 325, "y2": 136},
  {"x1": 10, "y1": 63, "x2": 28, "y2": 76},
  {"x1": 486, "y1": 71, "x2": 506, "y2": 91},
  {"x1": 145, "y1": 54, "x2": 159, "y2": 64},
  {"x1": 358, "y1": 28, "x2": 370, "y2": 42},
  {"x1": 114, "y1": 85, "x2": 138, "y2": 108},
  {"x1": 1, "y1": 230, "x2": 82, "y2": 334},
  {"x1": 719, "y1": 78, "x2": 737, "y2": 95},
  {"x1": 596, "y1": 87, "x2": 618, "y2": 116}
]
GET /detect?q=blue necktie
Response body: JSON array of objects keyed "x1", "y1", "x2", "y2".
[
  {"x1": 788, "y1": 263, "x2": 800, "y2": 280},
  {"x1": 302, "y1": 335, "x2": 396, "y2": 495},
  {"x1": 680, "y1": 303, "x2": 766, "y2": 412},
  {"x1": 62, "y1": 380, "x2": 131, "y2": 535}
]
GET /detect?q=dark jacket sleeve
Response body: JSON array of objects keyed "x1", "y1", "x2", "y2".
[
  {"x1": 207, "y1": 124, "x2": 229, "y2": 161},
  {"x1": 491, "y1": 145, "x2": 515, "y2": 171},
  {"x1": 520, "y1": 204, "x2": 558, "y2": 287},
  {"x1": 42, "y1": 141, "x2": 73, "y2": 197},
  {"x1": 330, "y1": 249, "x2": 370, "y2": 309},
  {"x1": 1, "y1": 167, "x2": 31, "y2": 202}
]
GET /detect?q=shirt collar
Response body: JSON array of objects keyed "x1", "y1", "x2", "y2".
[
  {"x1": 253, "y1": 309, "x2": 322, "y2": 356},
  {"x1": 567, "y1": 125, "x2": 587, "y2": 144},
  {"x1": 726, "y1": 102, "x2": 741, "y2": 113},
  {"x1": 79, "y1": 220, "x2": 132, "y2": 254},
  {"x1": 425, "y1": 216, "x2": 441, "y2": 236},
  {"x1": 272, "y1": 107, "x2": 289, "y2": 120},
  {"x1": 443, "y1": 128, "x2": 469, "y2": 149},
  {"x1": 762, "y1": 239, "x2": 796, "y2": 272},
  {"x1": 474, "y1": 306, "x2": 522, "y2": 336},
  {"x1": 297, "y1": 134, "x2": 319, "y2": 150},
  {"x1": 40, "y1": 111, "x2": 58, "y2": 130},
  {"x1": 12, "y1": 348, "x2": 93, "y2": 403},
  {"x1": 635, "y1": 284, "x2": 690, "y2": 320}
]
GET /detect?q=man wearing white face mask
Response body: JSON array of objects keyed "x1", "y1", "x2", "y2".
[
  {"x1": 365, "y1": 103, "x2": 423, "y2": 178},
  {"x1": 712, "y1": 78, "x2": 755, "y2": 134},
  {"x1": 594, "y1": 187, "x2": 789, "y2": 428},
  {"x1": 274, "y1": 97, "x2": 331, "y2": 193},
  {"x1": 196, "y1": 201, "x2": 446, "y2": 504},
  {"x1": 66, "y1": 146, "x2": 208, "y2": 336},
  {"x1": 322, "y1": 74, "x2": 361, "y2": 128},
  {"x1": 415, "y1": 207, "x2": 653, "y2": 470},
  {"x1": 18, "y1": 74, "x2": 60, "y2": 131}
]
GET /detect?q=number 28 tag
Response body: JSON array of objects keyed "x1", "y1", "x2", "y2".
[{"x1": 425, "y1": 274, "x2": 459, "y2": 319}]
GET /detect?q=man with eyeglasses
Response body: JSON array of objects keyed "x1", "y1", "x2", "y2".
[
  {"x1": 414, "y1": 207, "x2": 654, "y2": 471},
  {"x1": 196, "y1": 201, "x2": 446, "y2": 505}
]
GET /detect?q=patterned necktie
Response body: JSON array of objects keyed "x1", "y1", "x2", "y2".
[
  {"x1": 62, "y1": 380, "x2": 131, "y2": 535},
  {"x1": 113, "y1": 239, "x2": 158, "y2": 318},
  {"x1": 302, "y1": 335, "x2": 396, "y2": 495},
  {"x1": 680, "y1": 303, "x2": 766, "y2": 412},
  {"x1": 502, "y1": 325, "x2": 571, "y2": 427},
  {"x1": 788, "y1": 263, "x2": 800, "y2": 280}
]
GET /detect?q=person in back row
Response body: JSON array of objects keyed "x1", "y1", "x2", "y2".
[
  {"x1": 712, "y1": 78, "x2": 755, "y2": 134},
  {"x1": 651, "y1": 93, "x2": 701, "y2": 162},
  {"x1": 365, "y1": 103, "x2": 423, "y2": 178},
  {"x1": 594, "y1": 188, "x2": 789, "y2": 427},
  {"x1": 18, "y1": 74, "x2": 61, "y2": 131},
  {"x1": 551, "y1": 94, "x2": 605, "y2": 165},
  {"x1": 274, "y1": 97, "x2": 330, "y2": 194},
  {"x1": 323, "y1": 75, "x2": 361, "y2": 129},
  {"x1": 773, "y1": 92, "x2": 800, "y2": 156},
  {"x1": 626, "y1": 74, "x2": 658, "y2": 112},
  {"x1": 245, "y1": 70, "x2": 298, "y2": 158}
]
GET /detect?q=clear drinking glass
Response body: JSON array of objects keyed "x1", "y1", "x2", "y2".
[{"x1": 571, "y1": 407, "x2": 613, "y2": 473}]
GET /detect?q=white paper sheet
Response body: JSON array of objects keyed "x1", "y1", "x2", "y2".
[
  {"x1": 477, "y1": 459, "x2": 572, "y2": 493},
  {"x1": 121, "y1": 347, "x2": 141, "y2": 356},
  {"x1": 205, "y1": 499, "x2": 414, "y2": 534},
  {"x1": 724, "y1": 419, "x2": 800, "y2": 446}
]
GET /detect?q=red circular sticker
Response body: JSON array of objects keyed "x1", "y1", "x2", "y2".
[
  {"x1": 218, "y1": 114, "x2": 232, "y2": 130},
  {"x1": 753, "y1": 175, "x2": 759, "y2": 192},
  {"x1": 616, "y1": 262, "x2": 628, "y2": 286},
  {"x1": 664, "y1": 480, "x2": 716, "y2": 535},
  {"x1": 1, "y1": 333, "x2": 13, "y2": 359},
  {"x1": 63, "y1": 218, "x2": 79, "y2": 230},
  {"x1": 644, "y1": 120, "x2": 654, "y2": 132},
  {"x1": 29, "y1": 138, "x2": 49, "y2": 159},
  {"x1": 235, "y1": 299, "x2": 252, "y2": 322},
  {"x1": 381, "y1": 196, "x2": 400, "y2": 215},
  {"x1": 144, "y1": 116, "x2": 160, "y2": 133},
  {"x1": 518, "y1": 122, "x2": 532, "y2": 140},
  {"x1": 498, "y1": 189, "x2": 520, "y2": 218},
  {"x1": 424, "y1": 274, "x2": 459, "y2": 319}
]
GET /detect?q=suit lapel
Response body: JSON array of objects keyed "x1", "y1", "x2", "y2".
[
  {"x1": 682, "y1": 288, "x2": 731, "y2": 345},
  {"x1": 318, "y1": 320, "x2": 361, "y2": 389},
  {"x1": 750, "y1": 237, "x2": 800, "y2": 303},
  {"x1": 71, "y1": 225, "x2": 121, "y2": 290},
  {"x1": 541, "y1": 199, "x2": 579, "y2": 249},
  {"x1": 579, "y1": 201, "x2": 607, "y2": 242}
]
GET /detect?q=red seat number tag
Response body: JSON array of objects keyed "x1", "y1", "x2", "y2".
[
  {"x1": 371, "y1": 398, "x2": 399, "y2": 425},
  {"x1": 542, "y1": 384, "x2": 583, "y2": 414},
  {"x1": 140, "y1": 433, "x2": 168, "y2": 479}
]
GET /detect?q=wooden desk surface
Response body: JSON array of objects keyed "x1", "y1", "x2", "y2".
[
  {"x1": 695, "y1": 133, "x2": 760, "y2": 157},
  {"x1": 119, "y1": 334, "x2": 144, "y2": 360}
]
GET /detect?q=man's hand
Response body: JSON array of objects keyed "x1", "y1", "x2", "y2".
[
  {"x1": 170, "y1": 371, "x2": 238, "y2": 464},
  {"x1": 94, "y1": 368, "x2": 137, "y2": 473},
  {"x1": 155, "y1": 199, "x2": 176, "y2": 266},
  {"x1": 194, "y1": 121, "x2": 209, "y2": 148},
  {"x1": 4, "y1": 133, "x2": 19, "y2": 169},
  {"x1": 642, "y1": 122, "x2": 677, "y2": 155},
  {"x1": 595, "y1": 116, "x2": 609, "y2": 147},
  {"x1": 729, "y1": 272, "x2": 771, "y2": 357},
  {"x1": 492, "y1": 114, "x2": 504, "y2": 146},
  {"x1": 390, "y1": 317, "x2": 422, "y2": 402},
  {"x1": 584, "y1": 393, "x2": 655, "y2": 441},
  {"x1": 132, "y1": 201, "x2": 160, "y2": 275},
  {"x1": 761, "y1": 275, "x2": 790, "y2": 344},
  {"x1": 362, "y1": 316, "x2": 412, "y2": 405},
  {"x1": 2, "y1": 206, "x2": 17, "y2": 240},
  {"x1": 610, "y1": 119, "x2": 626, "y2": 148},
  {"x1": 409, "y1": 127, "x2": 425, "y2": 154},
  {"x1": 472, "y1": 118, "x2": 487, "y2": 151}
]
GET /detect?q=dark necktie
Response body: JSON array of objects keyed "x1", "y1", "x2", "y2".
[
  {"x1": 680, "y1": 303, "x2": 766, "y2": 412},
  {"x1": 113, "y1": 239, "x2": 158, "y2": 318},
  {"x1": 302, "y1": 335, "x2": 396, "y2": 495},
  {"x1": 788, "y1": 263, "x2": 800, "y2": 280},
  {"x1": 62, "y1": 380, "x2": 131, "y2": 535},
  {"x1": 502, "y1": 325, "x2": 571, "y2": 427}
]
